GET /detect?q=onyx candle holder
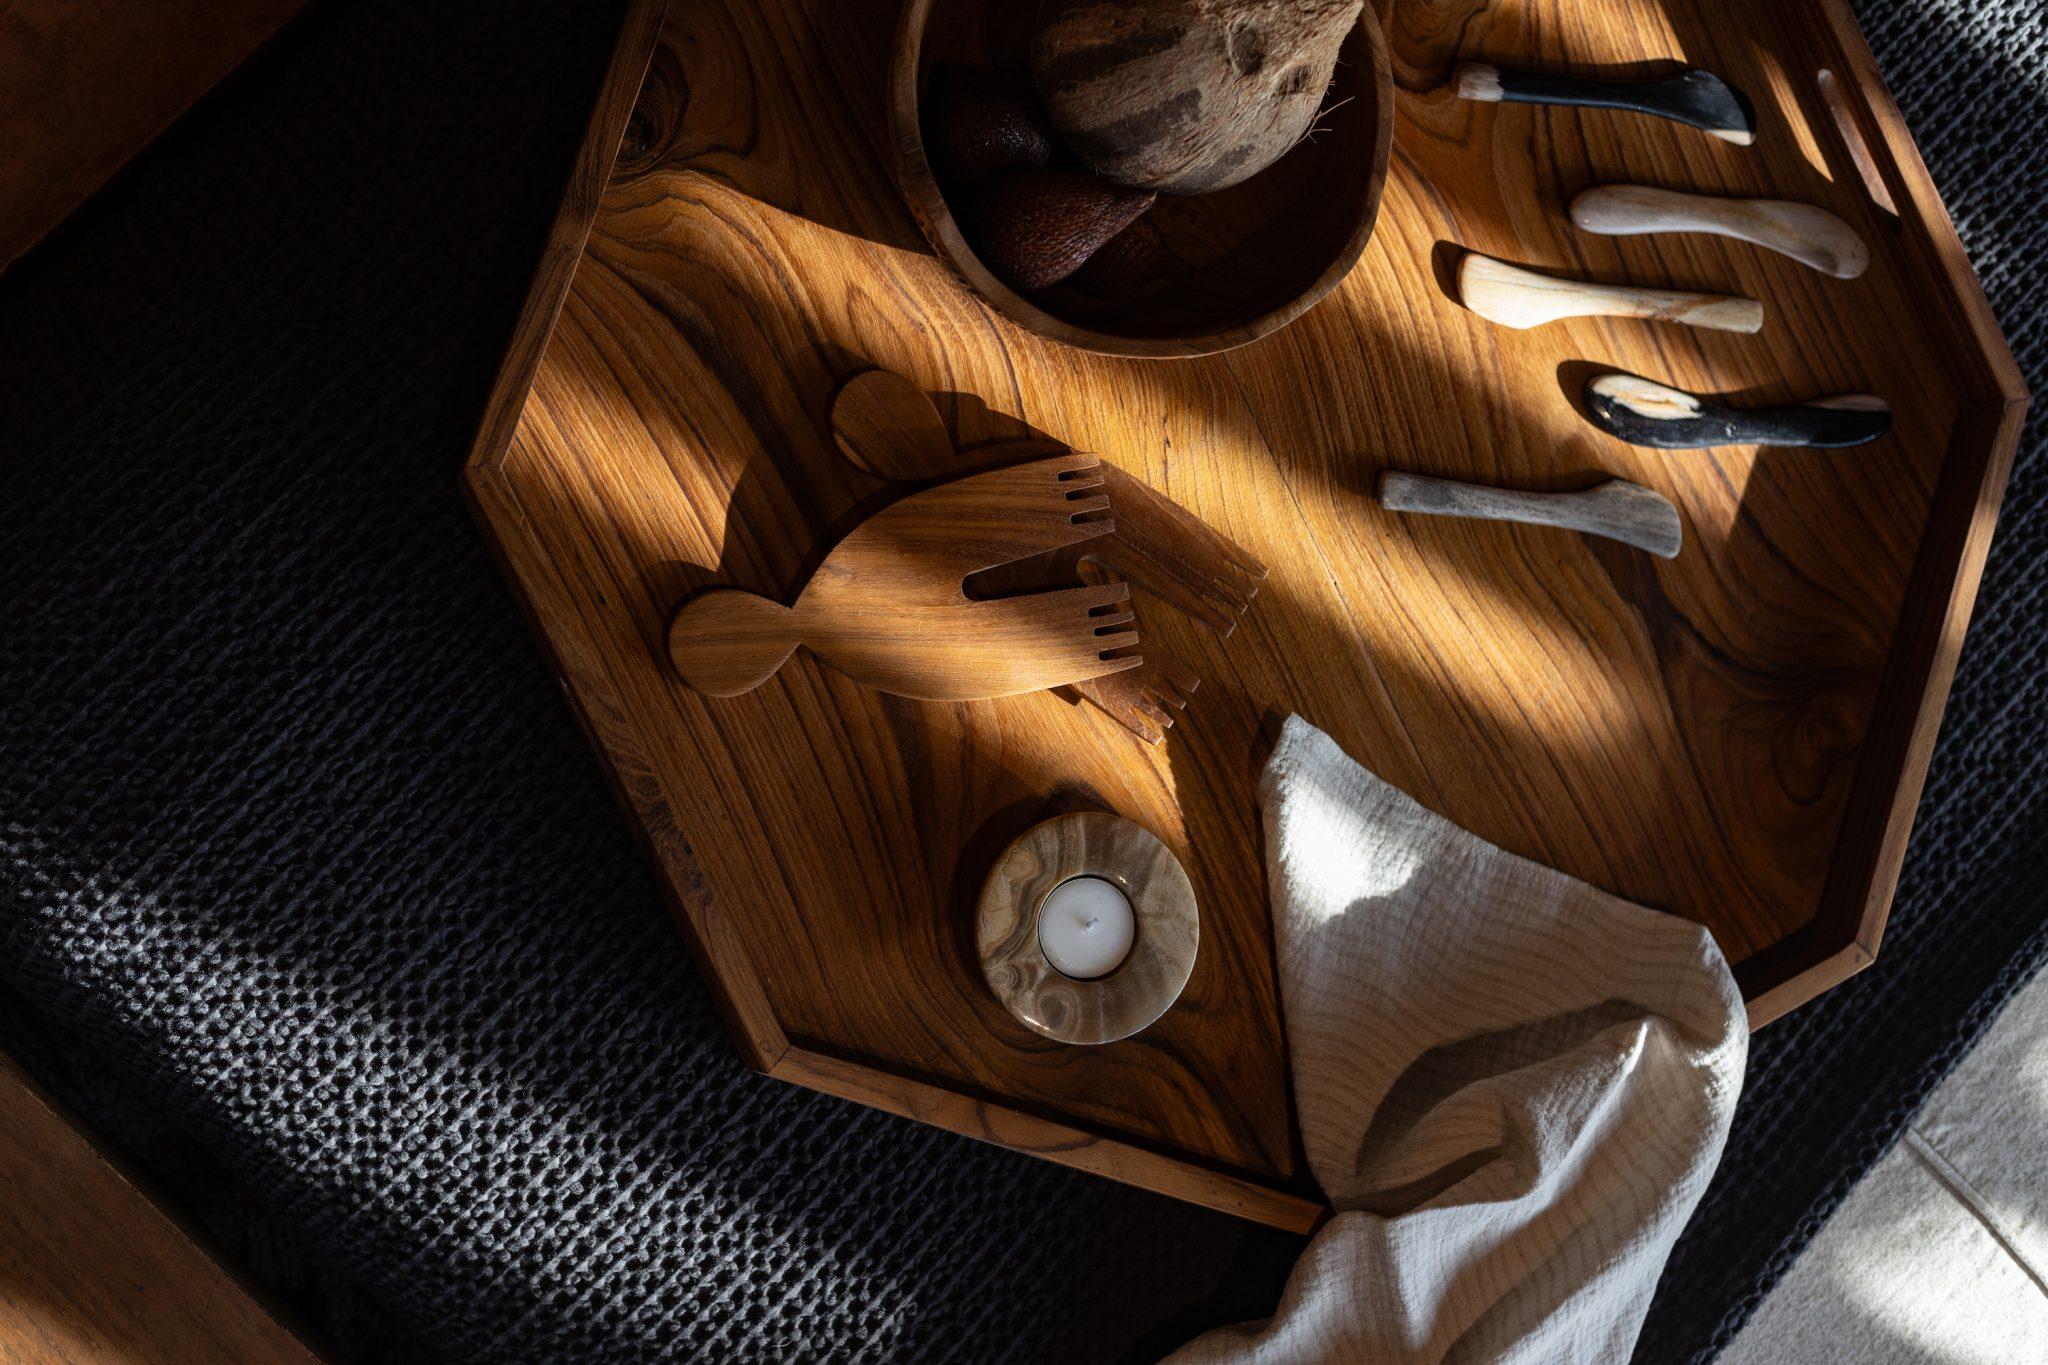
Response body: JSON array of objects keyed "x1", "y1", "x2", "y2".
[{"x1": 976, "y1": 812, "x2": 1198, "y2": 1046}]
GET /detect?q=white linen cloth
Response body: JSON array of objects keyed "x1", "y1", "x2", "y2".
[{"x1": 1172, "y1": 716, "x2": 1749, "y2": 1364}]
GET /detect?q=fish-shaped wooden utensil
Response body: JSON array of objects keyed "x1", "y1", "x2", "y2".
[
  {"x1": 828, "y1": 369, "x2": 1267, "y2": 742},
  {"x1": 667, "y1": 454, "x2": 1143, "y2": 700}
]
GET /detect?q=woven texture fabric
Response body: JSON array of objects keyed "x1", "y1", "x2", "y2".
[{"x1": 0, "y1": 0, "x2": 2040, "y2": 1361}]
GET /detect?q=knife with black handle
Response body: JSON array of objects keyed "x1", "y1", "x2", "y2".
[
  {"x1": 1585, "y1": 373, "x2": 1891, "y2": 449},
  {"x1": 1456, "y1": 63, "x2": 1758, "y2": 146}
]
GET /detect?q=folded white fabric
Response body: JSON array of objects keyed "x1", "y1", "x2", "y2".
[{"x1": 1172, "y1": 716, "x2": 1749, "y2": 1364}]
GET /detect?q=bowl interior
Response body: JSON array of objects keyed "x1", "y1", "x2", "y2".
[{"x1": 904, "y1": 0, "x2": 1392, "y2": 354}]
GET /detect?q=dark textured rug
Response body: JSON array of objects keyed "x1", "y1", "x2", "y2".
[{"x1": 0, "y1": 1, "x2": 2040, "y2": 1361}]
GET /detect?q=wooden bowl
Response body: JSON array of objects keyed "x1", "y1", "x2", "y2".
[{"x1": 889, "y1": 0, "x2": 1395, "y2": 359}]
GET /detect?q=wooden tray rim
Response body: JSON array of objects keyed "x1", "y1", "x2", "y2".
[{"x1": 461, "y1": 0, "x2": 2027, "y2": 1229}]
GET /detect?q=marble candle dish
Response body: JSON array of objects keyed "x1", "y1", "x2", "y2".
[{"x1": 977, "y1": 812, "x2": 1198, "y2": 1046}]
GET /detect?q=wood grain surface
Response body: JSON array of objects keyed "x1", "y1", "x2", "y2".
[
  {"x1": 467, "y1": 0, "x2": 2025, "y2": 1225},
  {"x1": 0, "y1": 0, "x2": 309, "y2": 272},
  {"x1": 0, "y1": 1051, "x2": 318, "y2": 1364}
]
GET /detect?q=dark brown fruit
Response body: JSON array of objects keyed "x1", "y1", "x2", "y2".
[
  {"x1": 925, "y1": 63, "x2": 1054, "y2": 186},
  {"x1": 1066, "y1": 215, "x2": 1186, "y2": 300},
  {"x1": 974, "y1": 170, "x2": 1157, "y2": 291}
]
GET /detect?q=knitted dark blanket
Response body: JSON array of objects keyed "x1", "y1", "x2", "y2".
[{"x1": 2, "y1": 1, "x2": 2040, "y2": 1360}]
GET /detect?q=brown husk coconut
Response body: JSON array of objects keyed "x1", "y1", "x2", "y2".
[{"x1": 1029, "y1": 0, "x2": 1362, "y2": 195}]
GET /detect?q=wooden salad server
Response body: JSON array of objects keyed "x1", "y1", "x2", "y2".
[
  {"x1": 1571, "y1": 185, "x2": 1869, "y2": 279},
  {"x1": 831, "y1": 370, "x2": 1265, "y2": 632},
  {"x1": 1455, "y1": 62, "x2": 1757, "y2": 146},
  {"x1": 829, "y1": 369, "x2": 1266, "y2": 741},
  {"x1": 1458, "y1": 252, "x2": 1764, "y2": 333},
  {"x1": 1585, "y1": 372, "x2": 1892, "y2": 449},
  {"x1": 1379, "y1": 471, "x2": 1683, "y2": 559},
  {"x1": 667, "y1": 454, "x2": 1143, "y2": 700}
]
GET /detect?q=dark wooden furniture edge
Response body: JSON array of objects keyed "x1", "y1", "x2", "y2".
[
  {"x1": 0, "y1": 1045, "x2": 326, "y2": 1362},
  {"x1": 0, "y1": 0, "x2": 317, "y2": 275}
]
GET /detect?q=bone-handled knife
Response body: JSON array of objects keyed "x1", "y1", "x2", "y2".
[
  {"x1": 1379, "y1": 471, "x2": 1683, "y2": 559},
  {"x1": 1571, "y1": 185, "x2": 1869, "y2": 279},
  {"x1": 1457, "y1": 252, "x2": 1764, "y2": 333}
]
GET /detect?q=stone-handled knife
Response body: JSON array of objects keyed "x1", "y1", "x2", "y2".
[
  {"x1": 1379, "y1": 471, "x2": 1682, "y2": 559},
  {"x1": 1571, "y1": 185, "x2": 1869, "y2": 279},
  {"x1": 1455, "y1": 62, "x2": 1757, "y2": 146},
  {"x1": 1457, "y1": 252, "x2": 1764, "y2": 333},
  {"x1": 1584, "y1": 373, "x2": 1892, "y2": 449}
]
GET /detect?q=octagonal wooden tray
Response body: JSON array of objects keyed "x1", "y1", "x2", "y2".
[{"x1": 466, "y1": 0, "x2": 2025, "y2": 1231}]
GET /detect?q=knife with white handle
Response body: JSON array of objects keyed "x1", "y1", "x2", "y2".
[
  {"x1": 1379, "y1": 471, "x2": 1683, "y2": 559},
  {"x1": 1571, "y1": 185, "x2": 1869, "y2": 279},
  {"x1": 1457, "y1": 252, "x2": 1764, "y2": 333}
]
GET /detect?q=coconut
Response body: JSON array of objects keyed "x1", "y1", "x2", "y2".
[{"x1": 1028, "y1": 0, "x2": 1362, "y2": 196}]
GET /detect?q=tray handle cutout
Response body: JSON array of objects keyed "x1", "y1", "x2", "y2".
[{"x1": 1817, "y1": 67, "x2": 1902, "y2": 222}]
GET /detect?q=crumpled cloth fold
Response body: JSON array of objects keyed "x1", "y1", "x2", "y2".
[{"x1": 1172, "y1": 716, "x2": 1748, "y2": 1363}]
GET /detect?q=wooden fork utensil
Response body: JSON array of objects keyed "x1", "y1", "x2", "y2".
[
  {"x1": 830, "y1": 371, "x2": 1266, "y2": 632},
  {"x1": 668, "y1": 454, "x2": 1143, "y2": 700},
  {"x1": 826, "y1": 370, "x2": 1268, "y2": 742}
]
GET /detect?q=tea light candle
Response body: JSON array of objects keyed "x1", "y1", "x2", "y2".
[{"x1": 1037, "y1": 876, "x2": 1135, "y2": 980}]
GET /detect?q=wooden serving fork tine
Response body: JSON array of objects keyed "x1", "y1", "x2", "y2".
[
  {"x1": 668, "y1": 453, "x2": 1144, "y2": 700},
  {"x1": 830, "y1": 371, "x2": 1268, "y2": 633},
  {"x1": 825, "y1": 369, "x2": 1267, "y2": 743}
]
